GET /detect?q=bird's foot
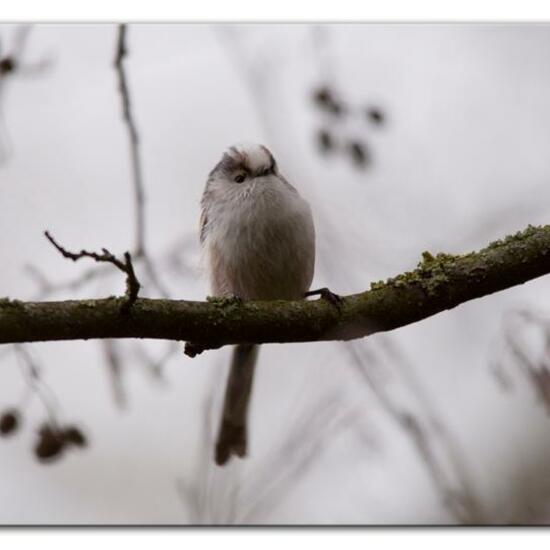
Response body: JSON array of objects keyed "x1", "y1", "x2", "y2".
[{"x1": 305, "y1": 287, "x2": 343, "y2": 308}]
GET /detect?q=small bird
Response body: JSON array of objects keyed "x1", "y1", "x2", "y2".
[{"x1": 199, "y1": 144, "x2": 317, "y2": 466}]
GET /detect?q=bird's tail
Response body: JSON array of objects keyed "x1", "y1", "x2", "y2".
[{"x1": 215, "y1": 344, "x2": 259, "y2": 466}]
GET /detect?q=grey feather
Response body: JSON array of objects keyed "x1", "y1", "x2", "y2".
[{"x1": 199, "y1": 144, "x2": 316, "y2": 464}]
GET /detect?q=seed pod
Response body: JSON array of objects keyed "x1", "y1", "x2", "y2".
[
  {"x1": 317, "y1": 129, "x2": 334, "y2": 153},
  {"x1": 63, "y1": 426, "x2": 87, "y2": 448},
  {"x1": 313, "y1": 86, "x2": 344, "y2": 116},
  {"x1": 348, "y1": 140, "x2": 370, "y2": 168},
  {"x1": 367, "y1": 107, "x2": 385, "y2": 126},
  {"x1": 38, "y1": 422, "x2": 54, "y2": 436},
  {"x1": 35, "y1": 423, "x2": 65, "y2": 462},
  {"x1": 0, "y1": 57, "x2": 15, "y2": 75},
  {"x1": 0, "y1": 409, "x2": 20, "y2": 436},
  {"x1": 328, "y1": 101, "x2": 344, "y2": 117},
  {"x1": 313, "y1": 86, "x2": 333, "y2": 108}
]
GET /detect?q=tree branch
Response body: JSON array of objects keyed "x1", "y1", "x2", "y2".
[
  {"x1": 44, "y1": 230, "x2": 140, "y2": 313},
  {"x1": 113, "y1": 24, "x2": 171, "y2": 299},
  {"x1": 2, "y1": 224, "x2": 550, "y2": 347},
  {"x1": 114, "y1": 23, "x2": 145, "y2": 258}
]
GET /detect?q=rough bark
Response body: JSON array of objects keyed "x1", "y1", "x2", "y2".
[{"x1": 1, "y1": 224, "x2": 550, "y2": 349}]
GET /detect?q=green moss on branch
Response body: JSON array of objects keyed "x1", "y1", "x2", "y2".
[{"x1": 2, "y1": 224, "x2": 550, "y2": 349}]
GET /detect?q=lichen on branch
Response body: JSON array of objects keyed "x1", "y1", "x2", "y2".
[{"x1": 1, "y1": 224, "x2": 550, "y2": 349}]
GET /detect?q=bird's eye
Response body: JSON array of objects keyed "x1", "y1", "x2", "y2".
[{"x1": 234, "y1": 174, "x2": 246, "y2": 183}]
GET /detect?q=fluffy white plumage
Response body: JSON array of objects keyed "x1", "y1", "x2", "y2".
[
  {"x1": 201, "y1": 143, "x2": 315, "y2": 300},
  {"x1": 199, "y1": 144, "x2": 316, "y2": 465}
]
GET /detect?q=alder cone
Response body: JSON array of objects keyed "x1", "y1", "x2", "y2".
[{"x1": 0, "y1": 410, "x2": 19, "y2": 436}]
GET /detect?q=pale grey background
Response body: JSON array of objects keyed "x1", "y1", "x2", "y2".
[{"x1": 1, "y1": 23, "x2": 550, "y2": 524}]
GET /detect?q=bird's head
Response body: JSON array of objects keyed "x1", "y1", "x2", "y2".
[{"x1": 207, "y1": 143, "x2": 278, "y2": 188}]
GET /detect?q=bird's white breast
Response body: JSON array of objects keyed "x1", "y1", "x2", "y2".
[{"x1": 205, "y1": 177, "x2": 315, "y2": 300}]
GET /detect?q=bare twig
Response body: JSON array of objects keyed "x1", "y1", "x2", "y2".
[
  {"x1": 113, "y1": 24, "x2": 171, "y2": 298},
  {"x1": 114, "y1": 23, "x2": 145, "y2": 258},
  {"x1": 176, "y1": 365, "x2": 358, "y2": 524},
  {"x1": 24, "y1": 263, "x2": 112, "y2": 299},
  {"x1": 14, "y1": 344, "x2": 61, "y2": 428},
  {"x1": 101, "y1": 340, "x2": 127, "y2": 409},
  {"x1": 44, "y1": 230, "x2": 140, "y2": 312},
  {"x1": 345, "y1": 342, "x2": 478, "y2": 523},
  {"x1": 0, "y1": 25, "x2": 31, "y2": 80},
  {"x1": 495, "y1": 309, "x2": 550, "y2": 413},
  {"x1": 0, "y1": 25, "x2": 51, "y2": 163},
  {"x1": 378, "y1": 338, "x2": 484, "y2": 521},
  {"x1": 129, "y1": 340, "x2": 176, "y2": 380},
  {"x1": 235, "y1": 393, "x2": 356, "y2": 523}
]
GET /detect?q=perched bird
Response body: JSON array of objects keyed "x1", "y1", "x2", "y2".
[{"x1": 199, "y1": 144, "x2": 317, "y2": 466}]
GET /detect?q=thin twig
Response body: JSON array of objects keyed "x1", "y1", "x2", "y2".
[
  {"x1": 113, "y1": 24, "x2": 171, "y2": 298},
  {"x1": 114, "y1": 23, "x2": 145, "y2": 258},
  {"x1": 14, "y1": 344, "x2": 61, "y2": 429},
  {"x1": 0, "y1": 25, "x2": 51, "y2": 164},
  {"x1": 101, "y1": 340, "x2": 127, "y2": 409},
  {"x1": 24, "y1": 263, "x2": 112, "y2": 299},
  {"x1": 345, "y1": 339, "x2": 486, "y2": 523},
  {"x1": 44, "y1": 230, "x2": 140, "y2": 312},
  {"x1": 379, "y1": 338, "x2": 485, "y2": 521}
]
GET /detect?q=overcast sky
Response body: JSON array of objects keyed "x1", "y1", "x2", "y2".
[{"x1": 1, "y1": 23, "x2": 550, "y2": 524}]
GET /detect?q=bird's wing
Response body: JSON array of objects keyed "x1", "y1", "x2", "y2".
[{"x1": 199, "y1": 208, "x2": 208, "y2": 245}]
